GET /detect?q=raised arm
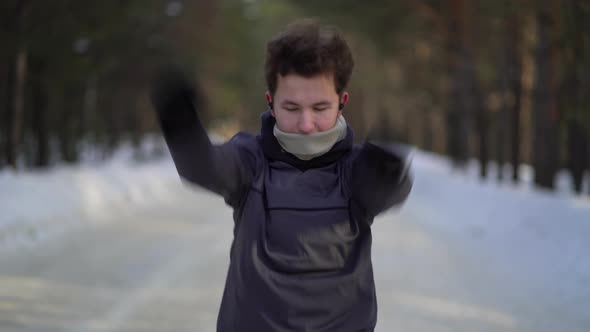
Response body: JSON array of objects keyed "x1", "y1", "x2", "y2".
[
  {"x1": 350, "y1": 141, "x2": 413, "y2": 221},
  {"x1": 150, "y1": 66, "x2": 255, "y2": 206}
]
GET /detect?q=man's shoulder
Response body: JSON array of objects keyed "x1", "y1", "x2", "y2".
[
  {"x1": 347, "y1": 143, "x2": 365, "y2": 161},
  {"x1": 228, "y1": 131, "x2": 259, "y2": 148},
  {"x1": 353, "y1": 141, "x2": 413, "y2": 162},
  {"x1": 227, "y1": 131, "x2": 264, "y2": 160},
  {"x1": 351, "y1": 141, "x2": 414, "y2": 183}
]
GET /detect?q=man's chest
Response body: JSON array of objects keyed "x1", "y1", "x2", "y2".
[{"x1": 256, "y1": 165, "x2": 357, "y2": 271}]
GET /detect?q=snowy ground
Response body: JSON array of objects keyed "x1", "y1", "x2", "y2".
[
  {"x1": 373, "y1": 152, "x2": 590, "y2": 331},
  {"x1": 0, "y1": 140, "x2": 178, "y2": 248},
  {"x1": 0, "y1": 142, "x2": 589, "y2": 331}
]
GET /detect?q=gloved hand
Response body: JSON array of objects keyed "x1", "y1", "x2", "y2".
[
  {"x1": 362, "y1": 141, "x2": 413, "y2": 183},
  {"x1": 150, "y1": 64, "x2": 203, "y2": 132}
]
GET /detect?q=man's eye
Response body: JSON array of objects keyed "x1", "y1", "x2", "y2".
[
  {"x1": 285, "y1": 107, "x2": 299, "y2": 112},
  {"x1": 314, "y1": 107, "x2": 329, "y2": 111}
]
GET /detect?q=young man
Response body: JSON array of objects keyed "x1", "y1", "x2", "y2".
[{"x1": 151, "y1": 20, "x2": 412, "y2": 332}]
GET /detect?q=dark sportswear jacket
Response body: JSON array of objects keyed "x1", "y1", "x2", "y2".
[{"x1": 159, "y1": 105, "x2": 412, "y2": 331}]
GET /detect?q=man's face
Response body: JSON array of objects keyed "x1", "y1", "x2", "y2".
[{"x1": 267, "y1": 73, "x2": 348, "y2": 134}]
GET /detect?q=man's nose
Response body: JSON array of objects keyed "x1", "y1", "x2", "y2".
[{"x1": 298, "y1": 111, "x2": 315, "y2": 134}]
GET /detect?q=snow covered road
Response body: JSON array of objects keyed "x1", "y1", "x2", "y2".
[
  {"x1": 0, "y1": 186, "x2": 233, "y2": 332},
  {"x1": 1, "y1": 151, "x2": 589, "y2": 331}
]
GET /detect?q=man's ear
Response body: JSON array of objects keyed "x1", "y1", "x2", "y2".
[
  {"x1": 265, "y1": 91, "x2": 275, "y2": 116},
  {"x1": 341, "y1": 92, "x2": 350, "y2": 107},
  {"x1": 339, "y1": 92, "x2": 350, "y2": 115}
]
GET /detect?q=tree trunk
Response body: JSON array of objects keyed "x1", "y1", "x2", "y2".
[
  {"x1": 30, "y1": 58, "x2": 49, "y2": 168},
  {"x1": 446, "y1": 0, "x2": 485, "y2": 174},
  {"x1": 0, "y1": 59, "x2": 11, "y2": 169},
  {"x1": 6, "y1": 0, "x2": 30, "y2": 170},
  {"x1": 474, "y1": 76, "x2": 487, "y2": 179},
  {"x1": 7, "y1": 48, "x2": 28, "y2": 169},
  {"x1": 496, "y1": 99, "x2": 507, "y2": 181},
  {"x1": 568, "y1": 120, "x2": 587, "y2": 193},
  {"x1": 505, "y1": 11, "x2": 523, "y2": 184},
  {"x1": 58, "y1": 111, "x2": 79, "y2": 164},
  {"x1": 564, "y1": 0, "x2": 587, "y2": 194},
  {"x1": 446, "y1": 0, "x2": 470, "y2": 168},
  {"x1": 532, "y1": 0, "x2": 559, "y2": 189}
]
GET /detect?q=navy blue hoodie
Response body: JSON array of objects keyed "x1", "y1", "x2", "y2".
[{"x1": 154, "y1": 77, "x2": 412, "y2": 331}]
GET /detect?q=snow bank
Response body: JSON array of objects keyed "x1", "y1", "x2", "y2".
[{"x1": 0, "y1": 139, "x2": 181, "y2": 248}]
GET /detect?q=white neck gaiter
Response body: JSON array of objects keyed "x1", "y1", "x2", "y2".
[{"x1": 273, "y1": 115, "x2": 347, "y2": 160}]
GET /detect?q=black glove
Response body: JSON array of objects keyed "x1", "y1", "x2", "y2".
[{"x1": 150, "y1": 65, "x2": 202, "y2": 132}]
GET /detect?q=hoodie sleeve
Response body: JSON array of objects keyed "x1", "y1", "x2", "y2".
[
  {"x1": 151, "y1": 66, "x2": 256, "y2": 207},
  {"x1": 160, "y1": 118, "x2": 256, "y2": 207},
  {"x1": 350, "y1": 141, "x2": 413, "y2": 220}
]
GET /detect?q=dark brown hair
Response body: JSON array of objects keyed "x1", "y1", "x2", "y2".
[{"x1": 264, "y1": 19, "x2": 354, "y2": 97}]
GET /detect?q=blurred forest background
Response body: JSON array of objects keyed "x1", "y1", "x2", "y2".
[{"x1": 1, "y1": 0, "x2": 589, "y2": 195}]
